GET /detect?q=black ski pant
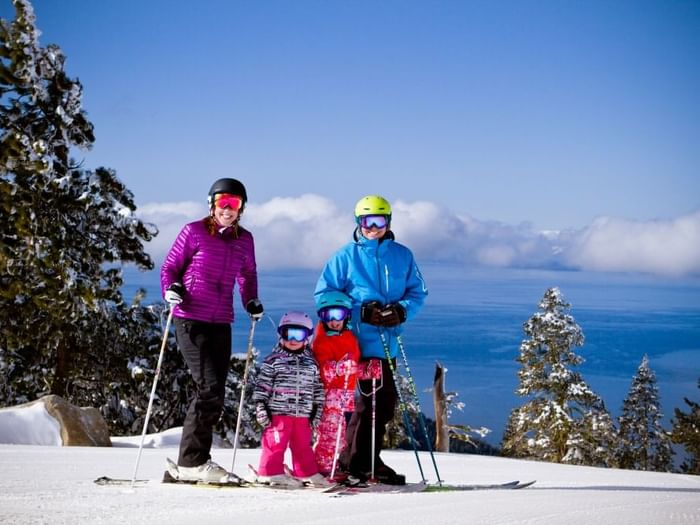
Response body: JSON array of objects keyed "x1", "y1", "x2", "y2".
[
  {"x1": 340, "y1": 358, "x2": 397, "y2": 475},
  {"x1": 175, "y1": 318, "x2": 231, "y2": 468}
]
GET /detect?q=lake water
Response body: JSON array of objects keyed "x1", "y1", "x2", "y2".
[{"x1": 123, "y1": 264, "x2": 700, "y2": 446}]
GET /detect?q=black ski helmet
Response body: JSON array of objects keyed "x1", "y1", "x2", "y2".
[{"x1": 208, "y1": 178, "x2": 248, "y2": 209}]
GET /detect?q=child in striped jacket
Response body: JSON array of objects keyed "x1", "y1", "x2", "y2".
[{"x1": 252, "y1": 311, "x2": 329, "y2": 488}]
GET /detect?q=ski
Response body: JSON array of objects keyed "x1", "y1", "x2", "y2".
[
  {"x1": 95, "y1": 473, "x2": 534, "y2": 493},
  {"x1": 247, "y1": 464, "x2": 341, "y2": 491},
  {"x1": 328, "y1": 479, "x2": 536, "y2": 496},
  {"x1": 424, "y1": 480, "x2": 536, "y2": 492},
  {"x1": 93, "y1": 476, "x2": 148, "y2": 486},
  {"x1": 161, "y1": 469, "x2": 249, "y2": 488},
  {"x1": 162, "y1": 457, "x2": 245, "y2": 487}
]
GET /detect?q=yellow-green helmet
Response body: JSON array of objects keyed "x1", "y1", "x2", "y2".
[{"x1": 354, "y1": 195, "x2": 392, "y2": 218}]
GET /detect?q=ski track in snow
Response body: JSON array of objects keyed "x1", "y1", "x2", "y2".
[{"x1": 1, "y1": 444, "x2": 699, "y2": 525}]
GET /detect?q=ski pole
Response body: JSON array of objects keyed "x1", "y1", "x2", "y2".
[
  {"x1": 378, "y1": 330, "x2": 426, "y2": 483},
  {"x1": 358, "y1": 364, "x2": 383, "y2": 481},
  {"x1": 130, "y1": 307, "x2": 174, "y2": 490},
  {"x1": 330, "y1": 366, "x2": 351, "y2": 480},
  {"x1": 371, "y1": 376, "x2": 377, "y2": 481},
  {"x1": 230, "y1": 317, "x2": 258, "y2": 472},
  {"x1": 396, "y1": 334, "x2": 442, "y2": 484}
]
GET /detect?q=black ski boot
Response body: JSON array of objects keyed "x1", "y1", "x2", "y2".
[{"x1": 373, "y1": 464, "x2": 406, "y2": 485}]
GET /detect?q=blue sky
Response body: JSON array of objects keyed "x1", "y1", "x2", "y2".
[{"x1": 3, "y1": 0, "x2": 700, "y2": 275}]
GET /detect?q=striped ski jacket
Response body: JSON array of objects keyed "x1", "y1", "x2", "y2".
[{"x1": 253, "y1": 343, "x2": 325, "y2": 426}]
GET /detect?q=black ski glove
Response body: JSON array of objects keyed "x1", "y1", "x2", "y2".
[
  {"x1": 379, "y1": 304, "x2": 407, "y2": 327},
  {"x1": 246, "y1": 298, "x2": 264, "y2": 321},
  {"x1": 361, "y1": 301, "x2": 384, "y2": 326}
]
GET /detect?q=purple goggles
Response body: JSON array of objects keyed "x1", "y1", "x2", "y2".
[
  {"x1": 358, "y1": 215, "x2": 389, "y2": 230},
  {"x1": 319, "y1": 306, "x2": 350, "y2": 323},
  {"x1": 279, "y1": 326, "x2": 311, "y2": 342}
]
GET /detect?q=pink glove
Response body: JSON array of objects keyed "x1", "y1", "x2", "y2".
[
  {"x1": 358, "y1": 359, "x2": 382, "y2": 380},
  {"x1": 335, "y1": 358, "x2": 358, "y2": 378}
]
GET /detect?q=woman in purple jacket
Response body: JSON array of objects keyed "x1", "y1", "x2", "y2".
[{"x1": 161, "y1": 178, "x2": 263, "y2": 483}]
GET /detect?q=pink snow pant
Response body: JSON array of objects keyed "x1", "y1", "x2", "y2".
[
  {"x1": 258, "y1": 415, "x2": 318, "y2": 477},
  {"x1": 314, "y1": 389, "x2": 354, "y2": 475}
]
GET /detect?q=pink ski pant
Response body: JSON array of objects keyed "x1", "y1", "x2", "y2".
[
  {"x1": 314, "y1": 388, "x2": 353, "y2": 474},
  {"x1": 258, "y1": 415, "x2": 318, "y2": 477}
]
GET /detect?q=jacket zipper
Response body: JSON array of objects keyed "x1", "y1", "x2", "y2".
[
  {"x1": 212, "y1": 235, "x2": 229, "y2": 322},
  {"x1": 295, "y1": 354, "x2": 300, "y2": 417}
]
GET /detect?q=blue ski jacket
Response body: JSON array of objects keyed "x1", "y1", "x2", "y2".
[{"x1": 314, "y1": 229, "x2": 428, "y2": 360}]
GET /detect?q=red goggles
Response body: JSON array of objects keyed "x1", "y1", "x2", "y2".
[
  {"x1": 214, "y1": 193, "x2": 243, "y2": 211},
  {"x1": 358, "y1": 215, "x2": 389, "y2": 229}
]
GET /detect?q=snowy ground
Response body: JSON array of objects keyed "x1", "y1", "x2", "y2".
[{"x1": 1, "y1": 406, "x2": 699, "y2": 524}]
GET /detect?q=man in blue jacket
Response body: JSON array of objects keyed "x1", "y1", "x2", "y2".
[{"x1": 314, "y1": 195, "x2": 428, "y2": 485}]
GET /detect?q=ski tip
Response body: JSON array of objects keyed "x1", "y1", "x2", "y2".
[
  {"x1": 94, "y1": 476, "x2": 147, "y2": 486},
  {"x1": 94, "y1": 476, "x2": 110, "y2": 485}
]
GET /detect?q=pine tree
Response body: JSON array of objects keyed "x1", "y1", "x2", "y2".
[
  {"x1": 0, "y1": 1, "x2": 155, "y2": 402},
  {"x1": 567, "y1": 399, "x2": 619, "y2": 467},
  {"x1": 617, "y1": 355, "x2": 674, "y2": 471},
  {"x1": 502, "y1": 287, "x2": 617, "y2": 465},
  {"x1": 501, "y1": 408, "x2": 529, "y2": 457},
  {"x1": 671, "y1": 379, "x2": 700, "y2": 474}
]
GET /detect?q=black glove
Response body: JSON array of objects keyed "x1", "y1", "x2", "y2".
[
  {"x1": 246, "y1": 298, "x2": 264, "y2": 321},
  {"x1": 165, "y1": 282, "x2": 186, "y2": 305},
  {"x1": 361, "y1": 301, "x2": 384, "y2": 326},
  {"x1": 379, "y1": 304, "x2": 407, "y2": 327},
  {"x1": 309, "y1": 406, "x2": 322, "y2": 430}
]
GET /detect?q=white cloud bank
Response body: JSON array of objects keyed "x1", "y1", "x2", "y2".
[
  {"x1": 136, "y1": 195, "x2": 700, "y2": 278},
  {"x1": 564, "y1": 213, "x2": 700, "y2": 277}
]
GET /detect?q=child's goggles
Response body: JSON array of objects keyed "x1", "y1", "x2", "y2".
[
  {"x1": 358, "y1": 214, "x2": 389, "y2": 230},
  {"x1": 279, "y1": 325, "x2": 311, "y2": 342},
  {"x1": 213, "y1": 193, "x2": 243, "y2": 211},
  {"x1": 319, "y1": 306, "x2": 350, "y2": 323}
]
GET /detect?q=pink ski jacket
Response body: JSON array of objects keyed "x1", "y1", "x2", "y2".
[{"x1": 160, "y1": 219, "x2": 258, "y2": 324}]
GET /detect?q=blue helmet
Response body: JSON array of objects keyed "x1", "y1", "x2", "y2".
[{"x1": 315, "y1": 291, "x2": 353, "y2": 314}]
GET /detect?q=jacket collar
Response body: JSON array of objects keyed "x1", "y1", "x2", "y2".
[{"x1": 352, "y1": 227, "x2": 395, "y2": 245}]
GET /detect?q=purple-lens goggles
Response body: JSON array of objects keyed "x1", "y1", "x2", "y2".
[
  {"x1": 280, "y1": 326, "x2": 311, "y2": 342},
  {"x1": 319, "y1": 307, "x2": 350, "y2": 323},
  {"x1": 358, "y1": 215, "x2": 388, "y2": 229}
]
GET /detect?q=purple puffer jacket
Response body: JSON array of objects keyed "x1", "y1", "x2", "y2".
[{"x1": 160, "y1": 219, "x2": 258, "y2": 324}]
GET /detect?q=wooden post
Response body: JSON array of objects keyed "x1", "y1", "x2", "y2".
[{"x1": 433, "y1": 361, "x2": 450, "y2": 453}]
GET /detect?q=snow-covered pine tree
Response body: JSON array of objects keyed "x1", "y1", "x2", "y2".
[
  {"x1": 0, "y1": 1, "x2": 156, "y2": 402},
  {"x1": 502, "y1": 287, "x2": 616, "y2": 465},
  {"x1": 566, "y1": 399, "x2": 619, "y2": 467},
  {"x1": 98, "y1": 302, "x2": 191, "y2": 436},
  {"x1": 0, "y1": 2, "x2": 263, "y2": 445},
  {"x1": 671, "y1": 379, "x2": 700, "y2": 474},
  {"x1": 617, "y1": 355, "x2": 674, "y2": 471},
  {"x1": 501, "y1": 408, "x2": 529, "y2": 457}
]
